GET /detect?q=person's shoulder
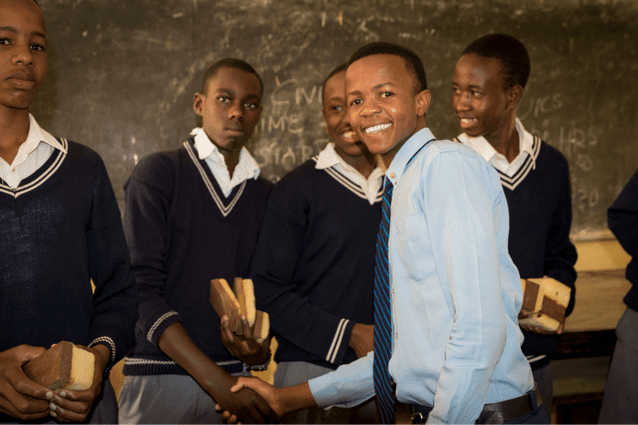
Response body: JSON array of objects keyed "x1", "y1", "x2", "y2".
[
  {"x1": 253, "y1": 175, "x2": 275, "y2": 191},
  {"x1": 59, "y1": 140, "x2": 112, "y2": 176},
  {"x1": 274, "y1": 158, "x2": 318, "y2": 188},
  {"x1": 265, "y1": 159, "x2": 317, "y2": 203},
  {"x1": 65, "y1": 139, "x2": 103, "y2": 162},
  {"x1": 538, "y1": 139, "x2": 568, "y2": 167},
  {"x1": 131, "y1": 148, "x2": 182, "y2": 180},
  {"x1": 422, "y1": 139, "x2": 488, "y2": 166}
]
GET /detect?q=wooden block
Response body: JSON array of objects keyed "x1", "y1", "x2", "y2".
[
  {"x1": 253, "y1": 310, "x2": 270, "y2": 343},
  {"x1": 23, "y1": 341, "x2": 94, "y2": 392},
  {"x1": 234, "y1": 278, "x2": 256, "y2": 334},
  {"x1": 521, "y1": 279, "x2": 544, "y2": 313},
  {"x1": 210, "y1": 278, "x2": 240, "y2": 332},
  {"x1": 519, "y1": 277, "x2": 571, "y2": 331}
]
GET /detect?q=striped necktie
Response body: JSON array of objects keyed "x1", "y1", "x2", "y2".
[{"x1": 373, "y1": 178, "x2": 395, "y2": 424}]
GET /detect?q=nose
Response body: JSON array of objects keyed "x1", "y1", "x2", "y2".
[
  {"x1": 12, "y1": 44, "x2": 35, "y2": 67},
  {"x1": 360, "y1": 98, "x2": 381, "y2": 117},
  {"x1": 228, "y1": 102, "x2": 244, "y2": 121},
  {"x1": 453, "y1": 91, "x2": 471, "y2": 112}
]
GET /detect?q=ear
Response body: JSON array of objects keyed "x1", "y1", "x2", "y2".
[
  {"x1": 507, "y1": 85, "x2": 524, "y2": 111},
  {"x1": 415, "y1": 89, "x2": 432, "y2": 117},
  {"x1": 193, "y1": 92, "x2": 205, "y2": 116},
  {"x1": 321, "y1": 107, "x2": 327, "y2": 122}
]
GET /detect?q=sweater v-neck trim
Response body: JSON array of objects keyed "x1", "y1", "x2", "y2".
[
  {"x1": 0, "y1": 138, "x2": 68, "y2": 199},
  {"x1": 496, "y1": 136, "x2": 541, "y2": 191},
  {"x1": 312, "y1": 156, "x2": 384, "y2": 203},
  {"x1": 184, "y1": 141, "x2": 246, "y2": 217}
]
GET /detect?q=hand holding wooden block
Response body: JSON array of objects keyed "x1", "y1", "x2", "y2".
[
  {"x1": 210, "y1": 278, "x2": 270, "y2": 339},
  {"x1": 210, "y1": 278, "x2": 241, "y2": 332},
  {"x1": 233, "y1": 278, "x2": 256, "y2": 335},
  {"x1": 22, "y1": 341, "x2": 95, "y2": 392},
  {"x1": 519, "y1": 277, "x2": 571, "y2": 332}
]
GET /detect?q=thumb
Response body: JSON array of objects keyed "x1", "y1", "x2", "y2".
[{"x1": 230, "y1": 380, "x2": 246, "y2": 393}]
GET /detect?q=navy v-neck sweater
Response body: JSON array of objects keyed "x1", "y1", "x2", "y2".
[
  {"x1": 0, "y1": 140, "x2": 138, "y2": 368},
  {"x1": 498, "y1": 140, "x2": 577, "y2": 367},
  {"x1": 122, "y1": 138, "x2": 272, "y2": 376},
  {"x1": 250, "y1": 158, "x2": 382, "y2": 368}
]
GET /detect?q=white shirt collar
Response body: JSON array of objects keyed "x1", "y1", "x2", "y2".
[
  {"x1": 190, "y1": 127, "x2": 260, "y2": 197},
  {"x1": 456, "y1": 118, "x2": 534, "y2": 177},
  {"x1": 315, "y1": 142, "x2": 384, "y2": 205},
  {"x1": 1, "y1": 114, "x2": 66, "y2": 169}
]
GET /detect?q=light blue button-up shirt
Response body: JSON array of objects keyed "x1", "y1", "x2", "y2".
[{"x1": 308, "y1": 128, "x2": 534, "y2": 424}]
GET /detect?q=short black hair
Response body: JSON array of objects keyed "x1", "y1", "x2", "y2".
[
  {"x1": 200, "y1": 58, "x2": 264, "y2": 95},
  {"x1": 322, "y1": 63, "x2": 347, "y2": 94},
  {"x1": 462, "y1": 34, "x2": 531, "y2": 89},
  {"x1": 347, "y1": 42, "x2": 428, "y2": 93}
]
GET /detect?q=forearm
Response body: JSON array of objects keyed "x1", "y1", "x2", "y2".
[
  {"x1": 278, "y1": 382, "x2": 317, "y2": 415},
  {"x1": 158, "y1": 322, "x2": 232, "y2": 394},
  {"x1": 348, "y1": 323, "x2": 374, "y2": 358}
]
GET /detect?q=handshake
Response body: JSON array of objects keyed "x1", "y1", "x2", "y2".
[{"x1": 215, "y1": 375, "x2": 314, "y2": 424}]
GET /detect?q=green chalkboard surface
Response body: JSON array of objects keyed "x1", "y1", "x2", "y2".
[{"x1": 32, "y1": 0, "x2": 638, "y2": 239}]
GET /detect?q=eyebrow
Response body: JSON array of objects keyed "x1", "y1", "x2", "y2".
[
  {"x1": 214, "y1": 88, "x2": 261, "y2": 100},
  {"x1": 347, "y1": 81, "x2": 397, "y2": 97},
  {"x1": 0, "y1": 26, "x2": 47, "y2": 39}
]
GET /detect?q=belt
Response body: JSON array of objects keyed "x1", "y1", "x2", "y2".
[{"x1": 410, "y1": 384, "x2": 543, "y2": 424}]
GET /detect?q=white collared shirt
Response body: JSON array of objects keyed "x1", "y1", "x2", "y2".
[
  {"x1": 456, "y1": 118, "x2": 535, "y2": 178},
  {"x1": 190, "y1": 127, "x2": 260, "y2": 197},
  {"x1": 314, "y1": 143, "x2": 384, "y2": 205},
  {"x1": 0, "y1": 114, "x2": 67, "y2": 189}
]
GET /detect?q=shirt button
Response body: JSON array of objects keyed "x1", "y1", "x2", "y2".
[{"x1": 390, "y1": 172, "x2": 395, "y2": 178}]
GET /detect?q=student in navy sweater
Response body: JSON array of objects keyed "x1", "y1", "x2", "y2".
[
  {"x1": 452, "y1": 33, "x2": 577, "y2": 417},
  {"x1": 248, "y1": 64, "x2": 383, "y2": 424},
  {"x1": 0, "y1": 0, "x2": 138, "y2": 423},
  {"x1": 598, "y1": 168, "x2": 638, "y2": 424},
  {"x1": 117, "y1": 58, "x2": 276, "y2": 424}
]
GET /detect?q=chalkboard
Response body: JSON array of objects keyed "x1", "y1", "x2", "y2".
[{"x1": 31, "y1": 0, "x2": 638, "y2": 240}]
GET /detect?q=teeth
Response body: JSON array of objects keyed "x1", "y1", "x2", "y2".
[
  {"x1": 365, "y1": 123, "x2": 391, "y2": 134},
  {"x1": 342, "y1": 131, "x2": 356, "y2": 139},
  {"x1": 460, "y1": 118, "x2": 476, "y2": 124}
]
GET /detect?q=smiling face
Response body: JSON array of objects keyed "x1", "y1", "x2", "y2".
[
  {"x1": 193, "y1": 66, "x2": 263, "y2": 155},
  {"x1": 345, "y1": 54, "x2": 430, "y2": 165},
  {"x1": 0, "y1": 0, "x2": 47, "y2": 112},
  {"x1": 452, "y1": 53, "x2": 519, "y2": 143},
  {"x1": 322, "y1": 70, "x2": 370, "y2": 158}
]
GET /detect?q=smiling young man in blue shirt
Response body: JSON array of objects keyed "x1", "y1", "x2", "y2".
[{"x1": 226, "y1": 42, "x2": 548, "y2": 424}]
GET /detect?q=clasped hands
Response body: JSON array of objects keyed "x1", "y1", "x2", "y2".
[
  {"x1": 0, "y1": 343, "x2": 110, "y2": 423},
  {"x1": 216, "y1": 376, "x2": 285, "y2": 424}
]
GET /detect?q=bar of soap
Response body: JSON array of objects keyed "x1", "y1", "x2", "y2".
[
  {"x1": 23, "y1": 341, "x2": 94, "y2": 392},
  {"x1": 519, "y1": 277, "x2": 571, "y2": 331}
]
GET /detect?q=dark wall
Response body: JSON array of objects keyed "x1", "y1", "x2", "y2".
[{"x1": 31, "y1": 0, "x2": 638, "y2": 239}]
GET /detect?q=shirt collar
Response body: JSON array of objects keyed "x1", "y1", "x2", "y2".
[
  {"x1": 456, "y1": 118, "x2": 533, "y2": 164},
  {"x1": 386, "y1": 127, "x2": 436, "y2": 186},
  {"x1": 25, "y1": 114, "x2": 66, "y2": 153},
  {"x1": 190, "y1": 127, "x2": 260, "y2": 180},
  {"x1": 1, "y1": 114, "x2": 66, "y2": 169},
  {"x1": 315, "y1": 142, "x2": 384, "y2": 179}
]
